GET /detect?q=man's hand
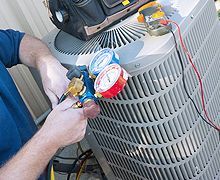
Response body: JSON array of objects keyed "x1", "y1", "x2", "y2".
[
  {"x1": 40, "y1": 98, "x2": 87, "y2": 148},
  {"x1": 19, "y1": 35, "x2": 69, "y2": 108},
  {"x1": 0, "y1": 98, "x2": 88, "y2": 180},
  {"x1": 37, "y1": 55, "x2": 69, "y2": 108},
  {"x1": 1, "y1": 33, "x2": 90, "y2": 180}
]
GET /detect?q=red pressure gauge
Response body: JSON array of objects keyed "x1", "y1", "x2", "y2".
[{"x1": 94, "y1": 64, "x2": 129, "y2": 98}]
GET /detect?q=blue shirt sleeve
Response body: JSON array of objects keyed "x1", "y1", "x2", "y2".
[{"x1": 0, "y1": 29, "x2": 25, "y2": 68}]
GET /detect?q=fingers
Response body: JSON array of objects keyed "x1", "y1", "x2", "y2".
[
  {"x1": 78, "y1": 120, "x2": 88, "y2": 141},
  {"x1": 68, "y1": 94, "x2": 79, "y2": 101},
  {"x1": 58, "y1": 99, "x2": 87, "y2": 120},
  {"x1": 83, "y1": 118, "x2": 88, "y2": 127},
  {"x1": 57, "y1": 98, "x2": 78, "y2": 111},
  {"x1": 63, "y1": 100, "x2": 100, "y2": 119},
  {"x1": 83, "y1": 101, "x2": 100, "y2": 119},
  {"x1": 68, "y1": 107, "x2": 86, "y2": 120},
  {"x1": 45, "y1": 84, "x2": 69, "y2": 109}
]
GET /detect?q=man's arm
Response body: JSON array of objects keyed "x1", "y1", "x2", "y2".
[
  {"x1": 19, "y1": 34, "x2": 70, "y2": 108},
  {"x1": 19, "y1": 34, "x2": 52, "y2": 68},
  {"x1": 0, "y1": 127, "x2": 57, "y2": 180},
  {"x1": 0, "y1": 98, "x2": 87, "y2": 180},
  {"x1": 0, "y1": 32, "x2": 88, "y2": 179}
]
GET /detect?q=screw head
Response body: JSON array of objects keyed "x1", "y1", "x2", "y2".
[{"x1": 135, "y1": 63, "x2": 140, "y2": 68}]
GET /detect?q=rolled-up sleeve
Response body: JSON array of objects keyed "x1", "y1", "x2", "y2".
[{"x1": 0, "y1": 29, "x2": 25, "y2": 68}]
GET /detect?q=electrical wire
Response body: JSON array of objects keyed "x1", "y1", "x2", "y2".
[
  {"x1": 55, "y1": 155, "x2": 78, "y2": 160},
  {"x1": 56, "y1": 171, "x2": 67, "y2": 175},
  {"x1": 77, "y1": 142, "x2": 84, "y2": 154},
  {"x1": 55, "y1": 155, "x2": 95, "y2": 160},
  {"x1": 169, "y1": 20, "x2": 220, "y2": 130},
  {"x1": 47, "y1": 159, "x2": 54, "y2": 180},
  {"x1": 75, "y1": 151, "x2": 93, "y2": 180},
  {"x1": 169, "y1": 29, "x2": 218, "y2": 130},
  {"x1": 58, "y1": 93, "x2": 69, "y2": 104},
  {"x1": 66, "y1": 149, "x2": 92, "y2": 180},
  {"x1": 76, "y1": 142, "x2": 84, "y2": 157},
  {"x1": 76, "y1": 160, "x2": 87, "y2": 180},
  {"x1": 160, "y1": 19, "x2": 220, "y2": 131}
]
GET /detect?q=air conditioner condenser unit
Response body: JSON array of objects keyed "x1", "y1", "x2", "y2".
[{"x1": 42, "y1": 0, "x2": 220, "y2": 179}]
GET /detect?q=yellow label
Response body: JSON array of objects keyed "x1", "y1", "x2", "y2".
[
  {"x1": 152, "y1": 11, "x2": 165, "y2": 19},
  {"x1": 122, "y1": 0, "x2": 130, "y2": 6}
]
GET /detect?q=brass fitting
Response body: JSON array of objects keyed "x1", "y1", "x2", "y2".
[{"x1": 67, "y1": 77, "x2": 84, "y2": 96}]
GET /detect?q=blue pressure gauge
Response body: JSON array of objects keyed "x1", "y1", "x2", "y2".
[{"x1": 89, "y1": 48, "x2": 119, "y2": 77}]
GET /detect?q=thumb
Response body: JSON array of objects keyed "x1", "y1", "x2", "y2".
[
  {"x1": 57, "y1": 98, "x2": 77, "y2": 111},
  {"x1": 83, "y1": 101, "x2": 100, "y2": 118}
]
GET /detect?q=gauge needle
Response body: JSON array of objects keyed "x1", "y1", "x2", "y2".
[
  {"x1": 107, "y1": 73, "x2": 111, "y2": 82},
  {"x1": 97, "y1": 60, "x2": 103, "y2": 67}
]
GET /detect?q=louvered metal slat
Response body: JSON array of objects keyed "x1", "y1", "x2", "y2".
[
  {"x1": 43, "y1": 0, "x2": 220, "y2": 179},
  {"x1": 86, "y1": 1, "x2": 220, "y2": 179}
]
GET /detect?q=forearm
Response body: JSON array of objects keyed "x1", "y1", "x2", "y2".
[
  {"x1": 19, "y1": 33, "x2": 69, "y2": 107},
  {"x1": 0, "y1": 129, "x2": 58, "y2": 180},
  {"x1": 19, "y1": 34, "x2": 56, "y2": 69}
]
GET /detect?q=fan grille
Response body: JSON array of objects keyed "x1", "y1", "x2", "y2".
[
  {"x1": 54, "y1": 22, "x2": 147, "y2": 55},
  {"x1": 87, "y1": 1, "x2": 220, "y2": 179},
  {"x1": 54, "y1": 1, "x2": 179, "y2": 56}
]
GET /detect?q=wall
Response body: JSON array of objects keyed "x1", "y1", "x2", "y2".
[{"x1": 0, "y1": 0, "x2": 55, "y2": 119}]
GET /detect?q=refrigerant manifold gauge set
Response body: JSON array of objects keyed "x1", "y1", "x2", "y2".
[
  {"x1": 60, "y1": 48, "x2": 129, "y2": 118},
  {"x1": 89, "y1": 48, "x2": 129, "y2": 99}
]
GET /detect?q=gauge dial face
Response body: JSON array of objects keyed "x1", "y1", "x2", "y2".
[
  {"x1": 89, "y1": 49, "x2": 113, "y2": 75},
  {"x1": 95, "y1": 64, "x2": 121, "y2": 92}
]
